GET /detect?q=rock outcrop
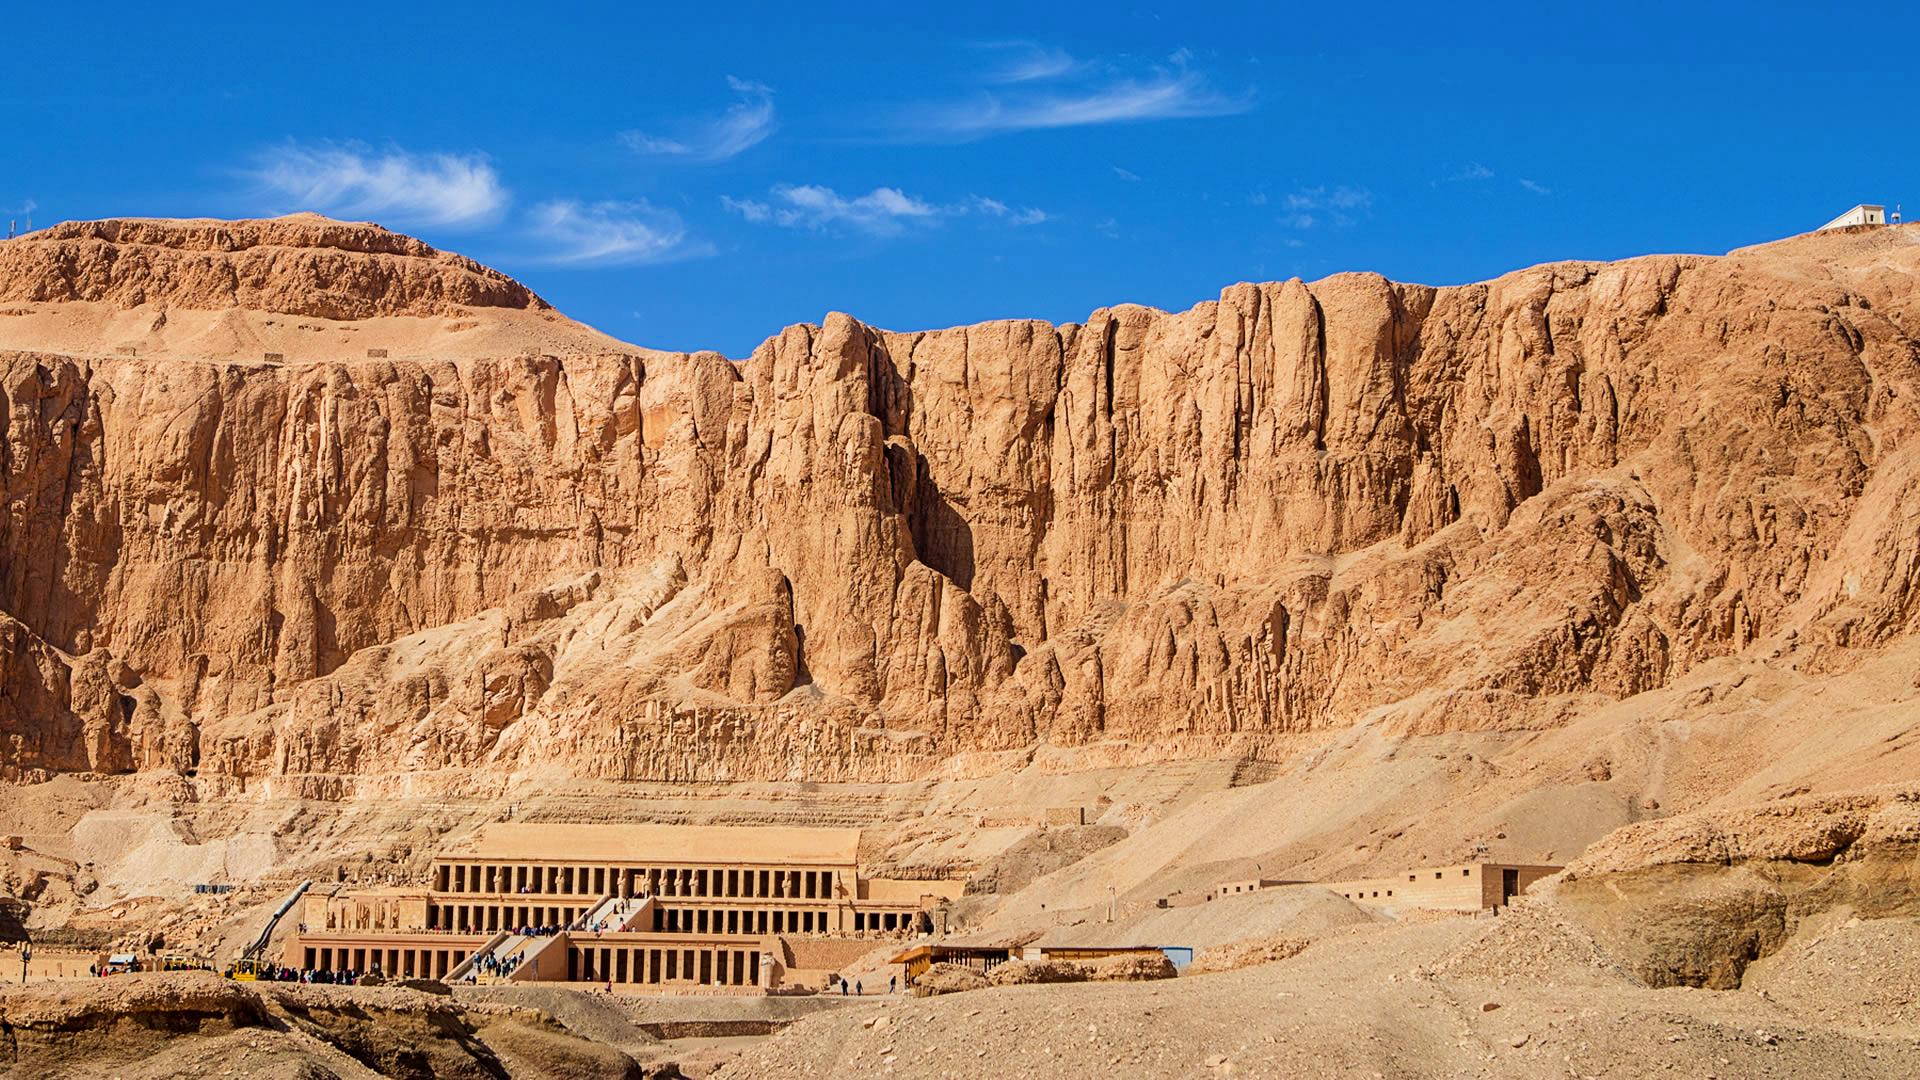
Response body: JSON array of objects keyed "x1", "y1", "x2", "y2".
[
  {"x1": 985, "y1": 959, "x2": 1088, "y2": 985},
  {"x1": 1545, "y1": 786, "x2": 1920, "y2": 988},
  {"x1": 0, "y1": 972, "x2": 659, "y2": 1079},
  {"x1": 2, "y1": 216, "x2": 1917, "y2": 789},
  {"x1": 911, "y1": 962, "x2": 991, "y2": 995},
  {"x1": 1187, "y1": 935, "x2": 1312, "y2": 975},
  {"x1": 0, "y1": 214, "x2": 547, "y2": 318}
]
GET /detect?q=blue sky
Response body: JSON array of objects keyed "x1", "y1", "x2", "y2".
[{"x1": 4, "y1": 2, "x2": 1914, "y2": 355}]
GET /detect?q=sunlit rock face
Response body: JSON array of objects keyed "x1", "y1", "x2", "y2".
[{"x1": 3, "y1": 216, "x2": 1917, "y2": 788}]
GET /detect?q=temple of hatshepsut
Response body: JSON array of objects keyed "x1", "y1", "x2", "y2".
[{"x1": 292, "y1": 824, "x2": 965, "y2": 991}]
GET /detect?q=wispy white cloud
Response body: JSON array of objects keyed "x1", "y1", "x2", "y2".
[
  {"x1": 1280, "y1": 186, "x2": 1373, "y2": 229},
  {"x1": 965, "y1": 196, "x2": 1048, "y2": 226},
  {"x1": 247, "y1": 142, "x2": 508, "y2": 228},
  {"x1": 724, "y1": 184, "x2": 1046, "y2": 235},
  {"x1": 1286, "y1": 187, "x2": 1373, "y2": 211},
  {"x1": 528, "y1": 199, "x2": 708, "y2": 265},
  {"x1": 983, "y1": 42, "x2": 1083, "y2": 83},
  {"x1": 894, "y1": 47, "x2": 1250, "y2": 141},
  {"x1": 620, "y1": 76, "x2": 775, "y2": 163},
  {"x1": 1440, "y1": 162, "x2": 1496, "y2": 183},
  {"x1": 1112, "y1": 166, "x2": 1141, "y2": 182},
  {"x1": 725, "y1": 185, "x2": 936, "y2": 234},
  {"x1": 911, "y1": 70, "x2": 1248, "y2": 139},
  {"x1": 1519, "y1": 178, "x2": 1552, "y2": 195}
]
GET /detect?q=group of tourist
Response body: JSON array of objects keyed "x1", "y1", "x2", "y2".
[
  {"x1": 829, "y1": 975, "x2": 899, "y2": 995},
  {"x1": 574, "y1": 898, "x2": 636, "y2": 936},
  {"x1": 232, "y1": 965, "x2": 366, "y2": 984},
  {"x1": 473, "y1": 952, "x2": 522, "y2": 978}
]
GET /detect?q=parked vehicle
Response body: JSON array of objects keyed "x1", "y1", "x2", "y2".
[{"x1": 102, "y1": 953, "x2": 141, "y2": 975}]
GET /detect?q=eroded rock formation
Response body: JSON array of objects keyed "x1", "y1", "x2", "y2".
[
  {"x1": 1545, "y1": 787, "x2": 1920, "y2": 988},
  {"x1": 2, "y1": 216, "x2": 1916, "y2": 789}
]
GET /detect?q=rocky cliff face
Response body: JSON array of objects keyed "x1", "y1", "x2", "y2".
[
  {"x1": 2, "y1": 216, "x2": 1916, "y2": 790},
  {"x1": 0, "y1": 214, "x2": 547, "y2": 318}
]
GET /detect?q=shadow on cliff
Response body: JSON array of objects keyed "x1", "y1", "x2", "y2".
[
  {"x1": 910, "y1": 468, "x2": 975, "y2": 592},
  {"x1": 793, "y1": 623, "x2": 814, "y2": 688},
  {"x1": 866, "y1": 335, "x2": 976, "y2": 593}
]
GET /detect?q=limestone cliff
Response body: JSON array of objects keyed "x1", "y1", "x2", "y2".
[{"x1": 2, "y1": 216, "x2": 1916, "y2": 790}]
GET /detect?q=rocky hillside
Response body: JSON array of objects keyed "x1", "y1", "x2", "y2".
[
  {"x1": 1, "y1": 216, "x2": 1916, "y2": 791},
  {"x1": 0, "y1": 214, "x2": 547, "y2": 318}
]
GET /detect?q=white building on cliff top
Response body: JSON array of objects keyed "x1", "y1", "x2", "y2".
[{"x1": 1819, "y1": 204, "x2": 1887, "y2": 230}]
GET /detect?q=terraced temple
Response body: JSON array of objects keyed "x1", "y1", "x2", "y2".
[{"x1": 289, "y1": 824, "x2": 965, "y2": 990}]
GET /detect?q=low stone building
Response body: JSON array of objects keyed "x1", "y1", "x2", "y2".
[
  {"x1": 1189, "y1": 861, "x2": 1561, "y2": 912},
  {"x1": 1321, "y1": 861, "x2": 1561, "y2": 911},
  {"x1": 1212, "y1": 877, "x2": 1300, "y2": 900}
]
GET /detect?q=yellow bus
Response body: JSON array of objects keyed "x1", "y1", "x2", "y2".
[{"x1": 223, "y1": 957, "x2": 271, "y2": 981}]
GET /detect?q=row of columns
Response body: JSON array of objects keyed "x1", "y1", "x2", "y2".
[
  {"x1": 429, "y1": 902, "x2": 587, "y2": 931},
  {"x1": 306, "y1": 945, "x2": 469, "y2": 979},
  {"x1": 656, "y1": 906, "x2": 828, "y2": 935},
  {"x1": 411, "y1": 900, "x2": 917, "y2": 936},
  {"x1": 854, "y1": 911, "x2": 918, "y2": 932},
  {"x1": 568, "y1": 944, "x2": 760, "y2": 986},
  {"x1": 436, "y1": 862, "x2": 837, "y2": 900}
]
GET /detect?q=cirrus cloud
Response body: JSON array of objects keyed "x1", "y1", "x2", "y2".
[
  {"x1": 1280, "y1": 185, "x2": 1374, "y2": 229},
  {"x1": 246, "y1": 142, "x2": 508, "y2": 228},
  {"x1": 528, "y1": 199, "x2": 710, "y2": 265},
  {"x1": 982, "y1": 41, "x2": 1084, "y2": 84},
  {"x1": 620, "y1": 76, "x2": 776, "y2": 163},
  {"x1": 724, "y1": 184, "x2": 1046, "y2": 236},
  {"x1": 892, "y1": 48, "x2": 1251, "y2": 142},
  {"x1": 724, "y1": 185, "x2": 937, "y2": 234}
]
